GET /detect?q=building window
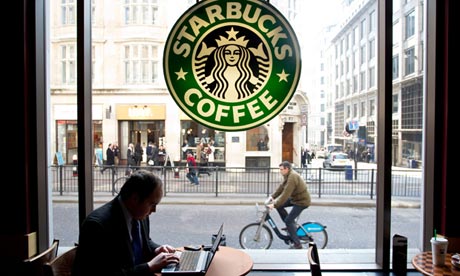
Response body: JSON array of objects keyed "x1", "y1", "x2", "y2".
[
  {"x1": 360, "y1": 45, "x2": 366, "y2": 65},
  {"x1": 369, "y1": 39, "x2": 375, "y2": 60},
  {"x1": 352, "y1": 51, "x2": 356, "y2": 69},
  {"x1": 369, "y1": 10, "x2": 376, "y2": 33},
  {"x1": 321, "y1": 103, "x2": 325, "y2": 112},
  {"x1": 340, "y1": 38, "x2": 344, "y2": 55},
  {"x1": 393, "y1": 19, "x2": 401, "y2": 47},
  {"x1": 124, "y1": 0, "x2": 159, "y2": 25},
  {"x1": 360, "y1": 71, "x2": 366, "y2": 91},
  {"x1": 360, "y1": 101, "x2": 366, "y2": 117},
  {"x1": 124, "y1": 44, "x2": 159, "y2": 84},
  {"x1": 369, "y1": 99, "x2": 375, "y2": 116},
  {"x1": 353, "y1": 103, "x2": 358, "y2": 118},
  {"x1": 61, "y1": 44, "x2": 76, "y2": 85},
  {"x1": 404, "y1": 47, "x2": 415, "y2": 75},
  {"x1": 392, "y1": 55, "x2": 399, "y2": 80},
  {"x1": 405, "y1": 9, "x2": 415, "y2": 39},
  {"x1": 352, "y1": 26, "x2": 357, "y2": 45},
  {"x1": 246, "y1": 126, "x2": 269, "y2": 151},
  {"x1": 346, "y1": 79, "x2": 350, "y2": 95},
  {"x1": 393, "y1": 94, "x2": 399, "y2": 114},
  {"x1": 346, "y1": 105, "x2": 351, "y2": 118},
  {"x1": 401, "y1": 81, "x2": 423, "y2": 130},
  {"x1": 353, "y1": 75, "x2": 358, "y2": 93},
  {"x1": 61, "y1": 0, "x2": 75, "y2": 25},
  {"x1": 368, "y1": 67, "x2": 375, "y2": 88},
  {"x1": 346, "y1": 57, "x2": 349, "y2": 74},
  {"x1": 360, "y1": 18, "x2": 366, "y2": 40}
]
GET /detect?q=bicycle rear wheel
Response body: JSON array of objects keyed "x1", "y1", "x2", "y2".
[
  {"x1": 297, "y1": 222, "x2": 328, "y2": 249},
  {"x1": 239, "y1": 223, "x2": 273, "y2": 249},
  {"x1": 112, "y1": 176, "x2": 129, "y2": 194}
]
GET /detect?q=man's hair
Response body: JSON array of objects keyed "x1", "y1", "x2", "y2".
[
  {"x1": 279, "y1": 161, "x2": 292, "y2": 169},
  {"x1": 119, "y1": 169, "x2": 162, "y2": 202}
]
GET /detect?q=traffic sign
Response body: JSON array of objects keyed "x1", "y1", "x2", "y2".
[{"x1": 349, "y1": 120, "x2": 359, "y2": 131}]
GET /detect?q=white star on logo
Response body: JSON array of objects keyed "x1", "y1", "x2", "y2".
[
  {"x1": 175, "y1": 68, "x2": 188, "y2": 80},
  {"x1": 277, "y1": 69, "x2": 289, "y2": 82}
]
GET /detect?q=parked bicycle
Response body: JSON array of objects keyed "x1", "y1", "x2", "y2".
[{"x1": 239, "y1": 199, "x2": 328, "y2": 249}]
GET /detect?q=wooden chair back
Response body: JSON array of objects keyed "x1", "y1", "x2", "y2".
[
  {"x1": 43, "y1": 245, "x2": 77, "y2": 276},
  {"x1": 307, "y1": 242, "x2": 322, "y2": 276},
  {"x1": 22, "y1": 239, "x2": 59, "y2": 276}
]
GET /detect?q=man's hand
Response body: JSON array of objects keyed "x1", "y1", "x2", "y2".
[
  {"x1": 266, "y1": 203, "x2": 274, "y2": 210},
  {"x1": 148, "y1": 252, "x2": 179, "y2": 271},
  {"x1": 155, "y1": 244, "x2": 176, "y2": 254}
]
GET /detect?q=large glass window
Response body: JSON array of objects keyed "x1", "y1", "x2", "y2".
[
  {"x1": 46, "y1": 0, "x2": 430, "y2": 271},
  {"x1": 180, "y1": 121, "x2": 225, "y2": 163},
  {"x1": 246, "y1": 126, "x2": 269, "y2": 151},
  {"x1": 55, "y1": 120, "x2": 102, "y2": 164}
]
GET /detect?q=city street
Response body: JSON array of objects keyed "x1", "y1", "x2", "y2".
[{"x1": 53, "y1": 202, "x2": 421, "y2": 250}]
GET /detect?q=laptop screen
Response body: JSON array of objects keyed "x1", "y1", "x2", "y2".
[{"x1": 210, "y1": 224, "x2": 224, "y2": 254}]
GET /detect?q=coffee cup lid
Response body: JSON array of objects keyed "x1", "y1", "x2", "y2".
[{"x1": 431, "y1": 237, "x2": 448, "y2": 243}]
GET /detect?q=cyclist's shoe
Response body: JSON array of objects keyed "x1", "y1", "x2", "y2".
[{"x1": 289, "y1": 243, "x2": 303, "y2": 249}]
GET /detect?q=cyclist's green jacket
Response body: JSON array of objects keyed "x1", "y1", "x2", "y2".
[{"x1": 271, "y1": 169, "x2": 311, "y2": 208}]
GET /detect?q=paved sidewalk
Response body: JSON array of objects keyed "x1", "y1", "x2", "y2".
[{"x1": 52, "y1": 192, "x2": 420, "y2": 208}]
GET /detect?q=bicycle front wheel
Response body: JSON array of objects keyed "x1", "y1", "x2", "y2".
[
  {"x1": 112, "y1": 176, "x2": 129, "y2": 194},
  {"x1": 239, "y1": 223, "x2": 273, "y2": 249}
]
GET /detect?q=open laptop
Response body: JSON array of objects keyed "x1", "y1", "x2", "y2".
[{"x1": 161, "y1": 223, "x2": 224, "y2": 275}]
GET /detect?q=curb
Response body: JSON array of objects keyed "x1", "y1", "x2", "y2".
[{"x1": 52, "y1": 194, "x2": 420, "y2": 208}]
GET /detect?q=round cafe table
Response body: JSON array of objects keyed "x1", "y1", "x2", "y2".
[
  {"x1": 158, "y1": 246, "x2": 253, "y2": 276},
  {"x1": 412, "y1": 251, "x2": 460, "y2": 276},
  {"x1": 205, "y1": 246, "x2": 253, "y2": 276}
]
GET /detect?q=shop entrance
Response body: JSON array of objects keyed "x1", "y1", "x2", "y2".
[{"x1": 282, "y1": 122, "x2": 294, "y2": 163}]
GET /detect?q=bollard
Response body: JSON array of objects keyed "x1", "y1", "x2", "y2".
[
  {"x1": 345, "y1": 165, "x2": 353, "y2": 180},
  {"x1": 72, "y1": 154, "x2": 78, "y2": 177}
]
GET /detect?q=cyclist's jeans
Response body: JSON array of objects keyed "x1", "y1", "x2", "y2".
[{"x1": 276, "y1": 199, "x2": 308, "y2": 245}]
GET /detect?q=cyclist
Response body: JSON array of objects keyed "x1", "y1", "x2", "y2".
[{"x1": 266, "y1": 161, "x2": 311, "y2": 249}]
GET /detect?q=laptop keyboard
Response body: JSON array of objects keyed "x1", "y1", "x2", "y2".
[{"x1": 176, "y1": 251, "x2": 201, "y2": 271}]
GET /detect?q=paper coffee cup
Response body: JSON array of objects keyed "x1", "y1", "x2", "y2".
[{"x1": 431, "y1": 237, "x2": 448, "y2": 266}]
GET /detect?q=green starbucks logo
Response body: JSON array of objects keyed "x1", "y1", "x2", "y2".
[{"x1": 164, "y1": 0, "x2": 301, "y2": 131}]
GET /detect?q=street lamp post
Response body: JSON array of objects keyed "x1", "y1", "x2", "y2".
[{"x1": 353, "y1": 135, "x2": 358, "y2": 180}]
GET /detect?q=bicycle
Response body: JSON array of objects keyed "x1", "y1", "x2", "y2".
[
  {"x1": 239, "y1": 199, "x2": 328, "y2": 249},
  {"x1": 110, "y1": 166, "x2": 133, "y2": 195}
]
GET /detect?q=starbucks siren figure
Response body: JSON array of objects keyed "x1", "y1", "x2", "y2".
[{"x1": 198, "y1": 27, "x2": 268, "y2": 101}]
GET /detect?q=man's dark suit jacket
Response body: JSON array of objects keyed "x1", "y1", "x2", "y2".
[{"x1": 72, "y1": 195, "x2": 161, "y2": 275}]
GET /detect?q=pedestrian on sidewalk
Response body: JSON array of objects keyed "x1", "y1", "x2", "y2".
[
  {"x1": 186, "y1": 151, "x2": 199, "y2": 185},
  {"x1": 100, "y1": 143, "x2": 115, "y2": 175}
]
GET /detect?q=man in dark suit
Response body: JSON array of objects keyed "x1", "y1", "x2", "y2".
[
  {"x1": 72, "y1": 170, "x2": 179, "y2": 275},
  {"x1": 100, "y1": 143, "x2": 115, "y2": 175}
]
